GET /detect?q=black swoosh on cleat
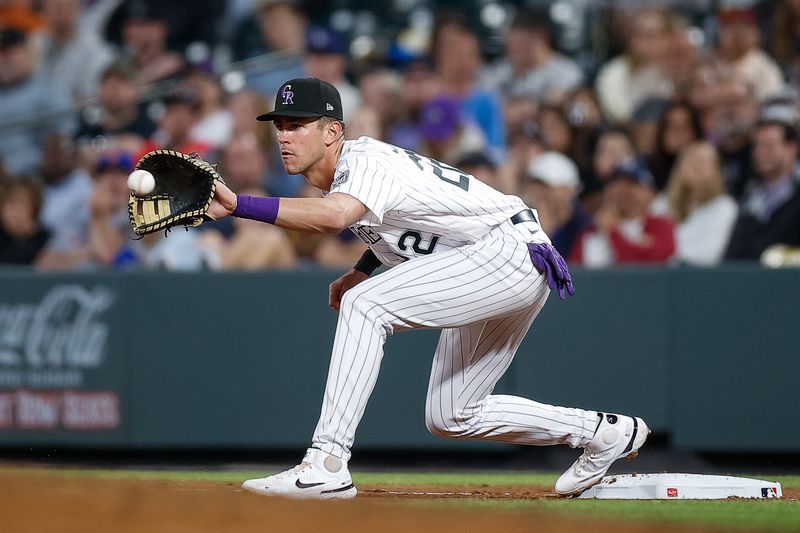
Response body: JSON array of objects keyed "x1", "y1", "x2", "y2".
[
  {"x1": 295, "y1": 479, "x2": 326, "y2": 489},
  {"x1": 622, "y1": 417, "x2": 639, "y2": 455},
  {"x1": 321, "y1": 483, "x2": 355, "y2": 494}
]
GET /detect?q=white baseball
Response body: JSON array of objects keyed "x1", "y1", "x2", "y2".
[{"x1": 127, "y1": 169, "x2": 156, "y2": 196}]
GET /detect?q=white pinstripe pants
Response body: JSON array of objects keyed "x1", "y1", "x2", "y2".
[{"x1": 313, "y1": 223, "x2": 599, "y2": 461}]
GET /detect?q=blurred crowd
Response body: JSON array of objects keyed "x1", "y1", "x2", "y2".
[{"x1": 1, "y1": 0, "x2": 800, "y2": 271}]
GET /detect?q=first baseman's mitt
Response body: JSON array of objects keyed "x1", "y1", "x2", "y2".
[{"x1": 128, "y1": 150, "x2": 222, "y2": 236}]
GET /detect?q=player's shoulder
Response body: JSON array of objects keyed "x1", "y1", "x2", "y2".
[
  {"x1": 337, "y1": 136, "x2": 403, "y2": 171},
  {"x1": 341, "y1": 136, "x2": 395, "y2": 157}
]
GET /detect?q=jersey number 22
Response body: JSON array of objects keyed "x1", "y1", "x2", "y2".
[{"x1": 403, "y1": 149, "x2": 470, "y2": 192}]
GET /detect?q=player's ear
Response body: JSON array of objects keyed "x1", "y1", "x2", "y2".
[{"x1": 324, "y1": 120, "x2": 345, "y2": 146}]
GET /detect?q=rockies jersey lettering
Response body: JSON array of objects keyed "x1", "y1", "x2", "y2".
[{"x1": 328, "y1": 136, "x2": 545, "y2": 266}]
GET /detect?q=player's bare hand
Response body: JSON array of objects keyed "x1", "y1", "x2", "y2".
[
  {"x1": 207, "y1": 180, "x2": 238, "y2": 220},
  {"x1": 329, "y1": 269, "x2": 369, "y2": 311}
]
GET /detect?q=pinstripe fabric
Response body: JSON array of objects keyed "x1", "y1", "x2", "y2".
[
  {"x1": 312, "y1": 225, "x2": 597, "y2": 460},
  {"x1": 327, "y1": 137, "x2": 550, "y2": 266},
  {"x1": 424, "y1": 308, "x2": 598, "y2": 447},
  {"x1": 310, "y1": 137, "x2": 595, "y2": 462}
]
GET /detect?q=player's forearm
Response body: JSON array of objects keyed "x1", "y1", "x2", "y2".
[
  {"x1": 233, "y1": 195, "x2": 352, "y2": 234},
  {"x1": 277, "y1": 197, "x2": 354, "y2": 233}
]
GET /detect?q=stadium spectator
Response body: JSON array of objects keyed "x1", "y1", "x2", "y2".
[
  {"x1": 229, "y1": 89, "x2": 270, "y2": 144},
  {"x1": 226, "y1": 88, "x2": 302, "y2": 197},
  {"x1": 483, "y1": 8, "x2": 583, "y2": 105},
  {"x1": 432, "y1": 21, "x2": 505, "y2": 160},
  {"x1": 524, "y1": 151, "x2": 591, "y2": 259},
  {"x1": 571, "y1": 159, "x2": 676, "y2": 266},
  {"x1": 453, "y1": 151, "x2": 500, "y2": 191},
  {"x1": 648, "y1": 99, "x2": 704, "y2": 191},
  {"x1": 7, "y1": 1, "x2": 800, "y2": 274},
  {"x1": 244, "y1": 0, "x2": 306, "y2": 97},
  {"x1": 769, "y1": 0, "x2": 800, "y2": 82},
  {"x1": 105, "y1": 0, "x2": 224, "y2": 56},
  {"x1": 595, "y1": 7, "x2": 673, "y2": 124},
  {"x1": 345, "y1": 106, "x2": 381, "y2": 140},
  {"x1": 119, "y1": 2, "x2": 184, "y2": 86},
  {"x1": 225, "y1": 0, "x2": 267, "y2": 62},
  {"x1": 198, "y1": 186, "x2": 296, "y2": 271},
  {"x1": 536, "y1": 105, "x2": 573, "y2": 156},
  {"x1": 417, "y1": 95, "x2": 486, "y2": 165},
  {"x1": 497, "y1": 120, "x2": 545, "y2": 196},
  {"x1": 687, "y1": 59, "x2": 722, "y2": 137},
  {"x1": 136, "y1": 88, "x2": 212, "y2": 161},
  {"x1": 39, "y1": 0, "x2": 115, "y2": 102},
  {"x1": 0, "y1": 1, "x2": 47, "y2": 34},
  {"x1": 583, "y1": 127, "x2": 638, "y2": 211},
  {"x1": 132, "y1": 229, "x2": 214, "y2": 270},
  {"x1": 220, "y1": 132, "x2": 269, "y2": 192},
  {"x1": 75, "y1": 59, "x2": 156, "y2": 146},
  {"x1": 561, "y1": 85, "x2": 606, "y2": 177},
  {"x1": 0, "y1": 26, "x2": 75, "y2": 175},
  {"x1": 354, "y1": 68, "x2": 404, "y2": 142},
  {"x1": 388, "y1": 59, "x2": 441, "y2": 151},
  {"x1": 185, "y1": 69, "x2": 233, "y2": 150},
  {"x1": 628, "y1": 97, "x2": 669, "y2": 158},
  {"x1": 663, "y1": 15, "x2": 701, "y2": 98},
  {"x1": 35, "y1": 133, "x2": 93, "y2": 269},
  {"x1": 714, "y1": 6, "x2": 784, "y2": 103},
  {"x1": 86, "y1": 150, "x2": 138, "y2": 267},
  {"x1": 713, "y1": 72, "x2": 758, "y2": 200},
  {"x1": 0, "y1": 177, "x2": 51, "y2": 265},
  {"x1": 303, "y1": 26, "x2": 360, "y2": 122},
  {"x1": 758, "y1": 87, "x2": 800, "y2": 134},
  {"x1": 662, "y1": 141, "x2": 738, "y2": 266},
  {"x1": 725, "y1": 120, "x2": 800, "y2": 260}
]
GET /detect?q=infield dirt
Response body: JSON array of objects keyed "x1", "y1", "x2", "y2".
[{"x1": 0, "y1": 469, "x2": 751, "y2": 533}]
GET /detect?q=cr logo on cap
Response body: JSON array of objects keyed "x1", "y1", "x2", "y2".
[{"x1": 282, "y1": 84, "x2": 294, "y2": 105}]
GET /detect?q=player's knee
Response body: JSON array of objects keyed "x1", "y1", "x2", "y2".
[
  {"x1": 339, "y1": 286, "x2": 372, "y2": 316},
  {"x1": 339, "y1": 287, "x2": 391, "y2": 332},
  {"x1": 425, "y1": 409, "x2": 469, "y2": 439}
]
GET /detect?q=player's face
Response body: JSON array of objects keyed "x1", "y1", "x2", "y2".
[{"x1": 273, "y1": 116, "x2": 326, "y2": 176}]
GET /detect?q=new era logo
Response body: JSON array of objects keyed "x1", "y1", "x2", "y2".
[
  {"x1": 326, "y1": 103, "x2": 334, "y2": 111},
  {"x1": 667, "y1": 488, "x2": 678, "y2": 498}
]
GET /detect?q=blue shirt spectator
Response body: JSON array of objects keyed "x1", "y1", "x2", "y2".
[
  {"x1": 0, "y1": 28, "x2": 76, "y2": 176},
  {"x1": 432, "y1": 20, "x2": 506, "y2": 161},
  {"x1": 460, "y1": 88, "x2": 506, "y2": 163}
]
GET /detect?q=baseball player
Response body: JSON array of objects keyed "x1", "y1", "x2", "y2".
[{"x1": 207, "y1": 78, "x2": 649, "y2": 499}]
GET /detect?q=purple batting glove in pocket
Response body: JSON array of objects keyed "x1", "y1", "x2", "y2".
[{"x1": 527, "y1": 242, "x2": 575, "y2": 300}]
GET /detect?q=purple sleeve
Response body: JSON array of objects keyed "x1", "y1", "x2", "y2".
[{"x1": 232, "y1": 195, "x2": 279, "y2": 225}]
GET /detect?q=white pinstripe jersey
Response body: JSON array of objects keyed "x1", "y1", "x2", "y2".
[{"x1": 327, "y1": 136, "x2": 547, "y2": 266}]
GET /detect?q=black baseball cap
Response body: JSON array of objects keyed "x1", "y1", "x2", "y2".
[
  {"x1": 0, "y1": 27, "x2": 27, "y2": 49},
  {"x1": 256, "y1": 78, "x2": 344, "y2": 122}
]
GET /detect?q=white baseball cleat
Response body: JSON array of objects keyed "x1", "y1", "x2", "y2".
[
  {"x1": 555, "y1": 413, "x2": 650, "y2": 497},
  {"x1": 242, "y1": 448, "x2": 357, "y2": 499}
]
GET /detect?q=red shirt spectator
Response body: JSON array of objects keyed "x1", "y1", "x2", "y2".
[{"x1": 571, "y1": 159, "x2": 676, "y2": 266}]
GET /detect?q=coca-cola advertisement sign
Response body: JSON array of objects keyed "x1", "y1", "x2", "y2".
[{"x1": 0, "y1": 285, "x2": 121, "y2": 432}]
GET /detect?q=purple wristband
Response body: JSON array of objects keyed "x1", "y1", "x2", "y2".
[{"x1": 232, "y1": 195, "x2": 279, "y2": 225}]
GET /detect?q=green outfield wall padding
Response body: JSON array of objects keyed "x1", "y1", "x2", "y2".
[{"x1": 0, "y1": 265, "x2": 795, "y2": 452}]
